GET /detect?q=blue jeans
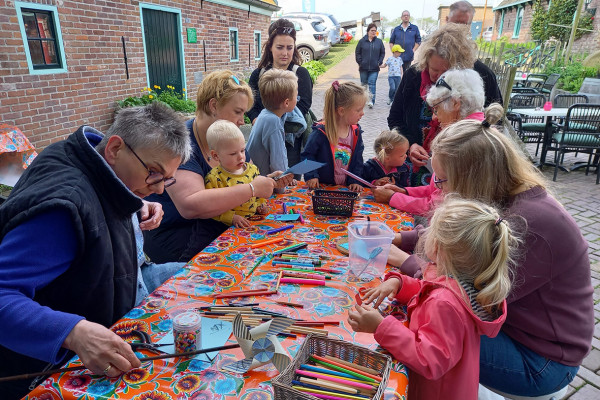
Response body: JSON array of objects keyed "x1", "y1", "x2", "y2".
[
  {"x1": 136, "y1": 261, "x2": 186, "y2": 305},
  {"x1": 388, "y1": 76, "x2": 401, "y2": 102},
  {"x1": 480, "y1": 331, "x2": 579, "y2": 396},
  {"x1": 359, "y1": 70, "x2": 379, "y2": 104}
]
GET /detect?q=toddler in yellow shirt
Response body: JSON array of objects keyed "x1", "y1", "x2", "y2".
[{"x1": 205, "y1": 120, "x2": 267, "y2": 228}]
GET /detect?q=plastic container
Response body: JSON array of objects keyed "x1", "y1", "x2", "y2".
[
  {"x1": 543, "y1": 101, "x2": 553, "y2": 111},
  {"x1": 172, "y1": 310, "x2": 202, "y2": 353},
  {"x1": 347, "y1": 221, "x2": 394, "y2": 280}
]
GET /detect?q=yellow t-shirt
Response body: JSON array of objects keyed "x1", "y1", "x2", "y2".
[{"x1": 204, "y1": 163, "x2": 265, "y2": 226}]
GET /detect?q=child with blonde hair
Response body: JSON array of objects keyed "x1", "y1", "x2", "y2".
[
  {"x1": 205, "y1": 120, "x2": 266, "y2": 228},
  {"x1": 348, "y1": 196, "x2": 516, "y2": 400},
  {"x1": 301, "y1": 81, "x2": 368, "y2": 191},
  {"x1": 362, "y1": 129, "x2": 410, "y2": 187},
  {"x1": 247, "y1": 69, "x2": 298, "y2": 177},
  {"x1": 380, "y1": 44, "x2": 405, "y2": 105}
]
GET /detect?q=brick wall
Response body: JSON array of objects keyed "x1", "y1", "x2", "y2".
[{"x1": 0, "y1": 0, "x2": 271, "y2": 150}]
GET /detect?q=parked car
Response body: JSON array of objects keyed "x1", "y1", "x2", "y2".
[
  {"x1": 272, "y1": 17, "x2": 330, "y2": 63},
  {"x1": 283, "y1": 12, "x2": 341, "y2": 45},
  {"x1": 340, "y1": 28, "x2": 353, "y2": 43},
  {"x1": 483, "y1": 26, "x2": 493, "y2": 42}
]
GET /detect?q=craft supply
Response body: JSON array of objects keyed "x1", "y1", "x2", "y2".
[
  {"x1": 272, "y1": 242, "x2": 308, "y2": 255},
  {"x1": 250, "y1": 237, "x2": 284, "y2": 249},
  {"x1": 299, "y1": 213, "x2": 305, "y2": 223},
  {"x1": 275, "y1": 159, "x2": 326, "y2": 179},
  {"x1": 275, "y1": 271, "x2": 283, "y2": 292},
  {"x1": 293, "y1": 385, "x2": 369, "y2": 400},
  {"x1": 276, "y1": 267, "x2": 326, "y2": 275},
  {"x1": 295, "y1": 370, "x2": 375, "y2": 390},
  {"x1": 323, "y1": 355, "x2": 382, "y2": 376},
  {"x1": 0, "y1": 344, "x2": 242, "y2": 383},
  {"x1": 295, "y1": 320, "x2": 339, "y2": 326},
  {"x1": 316, "y1": 268, "x2": 343, "y2": 274},
  {"x1": 273, "y1": 260, "x2": 316, "y2": 268},
  {"x1": 312, "y1": 354, "x2": 382, "y2": 382},
  {"x1": 300, "y1": 364, "x2": 357, "y2": 380},
  {"x1": 312, "y1": 358, "x2": 377, "y2": 384},
  {"x1": 266, "y1": 225, "x2": 294, "y2": 235},
  {"x1": 282, "y1": 203, "x2": 287, "y2": 214},
  {"x1": 297, "y1": 378, "x2": 362, "y2": 395},
  {"x1": 311, "y1": 190, "x2": 359, "y2": 217},
  {"x1": 280, "y1": 277, "x2": 326, "y2": 286},
  {"x1": 283, "y1": 271, "x2": 331, "y2": 280},
  {"x1": 212, "y1": 289, "x2": 277, "y2": 299},
  {"x1": 247, "y1": 254, "x2": 266, "y2": 277},
  {"x1": 274, "y1": 300, "x2": 304, "y2": 308},
  {"x1": 172, "y1": 310, "x2": 202, "y2": 354},
  {"x1": 341, "y1": 169, "x2": 375, "y2": 188}
]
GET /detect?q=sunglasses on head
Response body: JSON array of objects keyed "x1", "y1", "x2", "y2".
[
  {"x1": 435, "y1": 77, "x2": 452, "y2": 91},
  {"x1": 276, "y1": 26, "x2": 295, "y2": 35}
]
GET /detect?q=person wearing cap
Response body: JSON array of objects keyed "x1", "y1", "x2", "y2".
[{"x1": 381, "y1": 44, "x2": 405, "y2": 105}]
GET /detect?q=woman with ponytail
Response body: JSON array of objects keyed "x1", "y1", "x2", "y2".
[
  {"x1": 349, "y1": 197, "x2": 515, "y2": 400},
  {"x1": 386, "y1": 117, "x2": 593, "y2": 397}
]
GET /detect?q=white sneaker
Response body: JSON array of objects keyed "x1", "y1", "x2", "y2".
[{"x1": 367, "y1": 102, "x2": 373, "y2": 109}]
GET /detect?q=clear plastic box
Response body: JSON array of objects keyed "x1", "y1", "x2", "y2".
[{"x1": 347, "y1": 221, "x2": 394, "y2": 280}]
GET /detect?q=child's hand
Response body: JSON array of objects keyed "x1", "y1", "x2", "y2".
[
  {"x1": 289, "y1": 179, "x2": 298, "y2": 187},
  {"x1": 374, "y1": 177, "x2": 392, "y2": 186},
  {"x1": 381, "y1": 183, "x2": 406, "y2": 194},
  {"x1": 232, "y1": 215, "x2": 251, "y2": 228},
  {"x1": 361, "y1": 277, "x2": 402, "y2": 308},
  {"x1": 348, "y1": 183, "x2": 363, "y2": 192},
  {"x1": 347, "y1": 304, "x2": 384, "y2": 333},
  {"x1": 256, "y1": 204, "x2": 268, "y2": 215},
  {"x1": 307, "y1": 178, "x2": 320, "y2": 189},
  {"x1": 370, "y1": 187, "x2": 395, "y2": 204}
]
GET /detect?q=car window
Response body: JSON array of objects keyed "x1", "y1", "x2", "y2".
[
  {"x1": 312, "y1": 21, "x2": 327, "y2": 32},
  {"x1": 294, "y1": 21, "x2": 302, "y2": 31}
]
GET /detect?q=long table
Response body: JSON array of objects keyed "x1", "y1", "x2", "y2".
[{"x1": 25, "y1": 185, "x2": 413, "y2": 400}]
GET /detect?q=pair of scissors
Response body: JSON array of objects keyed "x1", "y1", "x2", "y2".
[{"x1": 129, "y1": 330, "x2": 171, "y2": 353}]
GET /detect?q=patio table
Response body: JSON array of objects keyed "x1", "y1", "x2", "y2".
[
  {"x1": 24, "y1": 184, "x2": 413, "y2": 400},
  {"x1": 513, "y1": 107, "x2": 569, "y2": 167}
]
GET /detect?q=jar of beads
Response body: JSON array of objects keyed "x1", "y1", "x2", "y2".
[{"x1": 172, "y1": 310, "x2": 202, "y2": 354}]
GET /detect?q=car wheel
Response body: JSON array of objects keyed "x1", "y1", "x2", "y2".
[{"x1": 298, "y1": 47, "x2": 314, "y2": 63}]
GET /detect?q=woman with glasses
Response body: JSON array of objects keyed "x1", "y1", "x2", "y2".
[
  {"x1": 373, "y1": 69, "x2": 503, "y2": 217},
  {"x1": 386, "y1": 118, "x2": 592, "y2": 399},
  {"x1": 355, "y1": 22, "x2": 386, "y2": 108},
  {"x1": 387, "y1": 23, "x2": 502, "y2": 186},
  {"x1": 247, "y1": 18, "x2": 314, "y2": 176},
  {"x1": 143, "y1": 70, "x2": 292, "y2": 263}
]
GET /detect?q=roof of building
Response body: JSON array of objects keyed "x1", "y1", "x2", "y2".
[{"x1": 493, "y1": 0, "x2": 532, "y2": 11}]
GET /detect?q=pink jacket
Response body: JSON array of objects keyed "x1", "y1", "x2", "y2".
[
  {"x1": 374, "y1": 270, "x2": 507, "y2": 400},
  {"x1": 389, "y1": 178, "x2": 440, "y2": 216}
]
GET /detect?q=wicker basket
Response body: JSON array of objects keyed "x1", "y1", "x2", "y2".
[
  {"x1": 311, "y1": 190, "x2": 359, "y2": 217},
  {"x1": 272, "y1": 334, "x2": 392, "y2": 400}
]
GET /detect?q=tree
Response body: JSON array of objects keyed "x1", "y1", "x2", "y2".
[{"x1": 531, "y1": 0, "x2": 594, "y2": 42}]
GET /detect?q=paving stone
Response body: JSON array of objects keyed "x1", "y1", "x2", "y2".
[
  {"x1": 576, "y1": 366, "x2": 600, "y2": 388},
  {"x1": 570, "y1": 375, "x2": 586, "y2": 388},
  {"x1": 568, "y1": 383, "x2": 600, "y2": 399},
  {"x1": 582, "y1": 348, "x2": 600, "y2": 371}
]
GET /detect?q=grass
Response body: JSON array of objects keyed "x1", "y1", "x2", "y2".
[{"x1": 317, "y1": 40, "x2": 358, "y2": 73}]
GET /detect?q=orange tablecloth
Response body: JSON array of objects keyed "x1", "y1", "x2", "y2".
[{"x1": 25, "y1": 185, "x2": 413, "y2": 400}]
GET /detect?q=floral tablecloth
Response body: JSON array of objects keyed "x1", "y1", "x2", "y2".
[
  {"x1": 25, "y1": 185, "x2": 414, "y2": 400},
  {"x1": 0, "y1": 124, "x2": 37, "y2": 168}
]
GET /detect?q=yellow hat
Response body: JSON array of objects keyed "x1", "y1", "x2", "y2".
[{"x1": 391, "y1": 44, "x2": 405, "y2": 53}]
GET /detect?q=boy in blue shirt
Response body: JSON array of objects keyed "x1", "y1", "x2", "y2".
[
  {"x1": 381, "y1": 44, "x2": 405, "y2": 105},
  {"x1": 246, "y1": 69, "x2": 298, "y2": 179}
]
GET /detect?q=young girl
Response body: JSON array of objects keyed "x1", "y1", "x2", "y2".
[
  {"x1": 301, "y1": 81, "x2": 368, "y2": 192},
  {"x1": 362, "y1": 129, "x2": 410, "y2": 187},
  {"x1": 348, "y1": 197, "x2": 516, "y2": 400}
]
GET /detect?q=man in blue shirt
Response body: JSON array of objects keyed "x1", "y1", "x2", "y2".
[{"x1": 389, "y1": 10, "x2": 422, "y2": 73}]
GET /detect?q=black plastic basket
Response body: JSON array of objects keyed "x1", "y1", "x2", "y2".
[
  {"x1": 311, "y1": 190, "x2": 359, "y2": 217},
  {"x1": 272, "y1": 334, "x2": 392, "y2": 400}
]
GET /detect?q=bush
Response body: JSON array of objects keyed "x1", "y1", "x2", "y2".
[
  {"x1": 544, "y1": 61, "x2": 598, "y2": 92},
  {"x1": 118, "y1": 85, "x2": 196, "y2": 114},
  {"x1": 302, "y1": 60, "x2": 326, "y2": 83}
]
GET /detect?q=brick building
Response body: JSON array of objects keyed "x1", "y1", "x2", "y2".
[
  {"x1": 438, "y1": 0, "x2": 495, "y2": 39},
  {"x1": 0, "y1": 0, "x2": 279, "y2": 150},
  {"x1": 492, "y1": 0, "x2": 599, "y2": 52}
]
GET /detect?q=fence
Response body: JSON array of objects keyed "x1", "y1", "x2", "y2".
[{"x1": 477, "y1": 40, "x2": 571, "y2": 74}]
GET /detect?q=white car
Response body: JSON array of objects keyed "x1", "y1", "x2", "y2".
[
  {"x1": 483, "y1": 26, "x2": 493, "y2": 42},
  {"x1": 273, "y1": 17, "x2": 330, "y2": 63},
  {"x1": 283, "y1": 12, "x2": 341, "y2": 45}
]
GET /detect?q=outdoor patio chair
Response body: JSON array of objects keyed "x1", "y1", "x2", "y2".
[
  {"x1": 524, "y1": 73, "x2": 548, "y2": 89},
  {"x1": 553, "y1": 94, "x2": 589, "y2": 108},
  {"x1": 548, "y1": 104, "x2": 600, "y2": 183},
  {"x1": 507, "y1": 94, "x2": 548, "y2": 156},
  {"x1": 539, "y1": 73, "x2": 560, "y2": 97}
]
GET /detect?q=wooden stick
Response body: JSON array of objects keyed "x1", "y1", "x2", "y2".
[
  {"x1": 274, "y1": 300, "x2": 304, "y2": 308},
  {"x1": 0, "y1": 344, "x2": 240, "y2": 383},
  {"x1": 275, "y1": 271, "x2": 283, "y2": 292}
]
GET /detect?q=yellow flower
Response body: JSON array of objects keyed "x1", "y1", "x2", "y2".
[
  {"x1": 153, "y1": 85, "x2": 158, "y2": 89},
  {"x1": 182, "y1": 88, "x2": 186, "y2": 92},
  {"x1": 149, "y1": 95, "x2": 154, "y2": 99},
  {"x1": 156, "y1": 85, "x2": 161, "y2": 90}
]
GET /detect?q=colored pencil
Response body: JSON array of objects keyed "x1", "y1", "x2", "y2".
[
  {"x1": 316, "y1": 268, "x2": 343, "y2": 274},
  {"x1": 312, "y1": 358, "x2": 377, "y2": 383},
  {"x1": 273, "y1": 300, "x2": 304, "y2": 308},
  {"x1": 212, "y1": 289, "x2": 276, "y2": 299},
  {"x1": 299, "y1": 364, "x2": 356, "y2": 379},
  {"x1": 250, "y1": 237, "x2": 284, "y2": 249},
  {"x1": 247, "y1": 254, "x2": 266, "y2": 277},
  {"x1": 323, "y1": 355, "x2": 381, "y2": 376},
  {"x1": 292, "y1": 386, "x2": 369, "y2": 400},
  {"x1": 266, "y1": 224, "x2": 294, "y2": 235},
  {"x1": 282, "y1": 271, "x2": 331, "y2": 280},
  {"x1": 295, "y1": 370, "x2": 375, "y2": 390},
  {"x1": 275, "y1": 271, "x2": 283, "y2": 292},
  {"x1": 311, "y1": 355, "x2": 382, "y2": 382},
  {"x1": 296, "y1": 378, "x2": 360, "y2": 395},
  {"x1": 272, "y1": 242, "x2": 308, "y2": 255},
  {"x1": 272, "y1": 260, "x2": 317, "y2": 268},
  {"x1": 280, "y1": 277, "x2": 326, "y2": 285}
]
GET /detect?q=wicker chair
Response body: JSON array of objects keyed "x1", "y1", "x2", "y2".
[{"x1": 507, "y1": 94, "x2": 547, "y2": 156}]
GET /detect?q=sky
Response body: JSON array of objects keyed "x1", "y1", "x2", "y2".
[{"x1": 274, "y1": 0, "x2": 502, "y2": 24}]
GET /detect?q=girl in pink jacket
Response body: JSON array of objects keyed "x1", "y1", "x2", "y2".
[{"x1": 348, "y1": 197, "x2": 516, "y2": 400}]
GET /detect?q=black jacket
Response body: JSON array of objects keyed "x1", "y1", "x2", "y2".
[
  {"x1": 387, "y1": 61, "x2": 503, "y2": 146},
  {"x1": 0, "y1": 127, "x2": 142, "y2": 396},
  {"x1": 355, "y1": 36, "x2": 385, "y2": 72}
]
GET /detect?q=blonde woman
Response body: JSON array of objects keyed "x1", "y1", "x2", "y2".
[
  {"x1": 388, "y1": 119, "x2": 593, "y2": 397},
  {"x1": 386, "y1": 23, "x2": 502, "y2": 186},
  {"x1": 144, "y1": 70, "x2": 292, "y2": 263}
]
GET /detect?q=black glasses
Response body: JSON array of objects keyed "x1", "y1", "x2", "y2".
[
  {"x1": 430, "y1": 96, "x2": 451, "y2": 114},
  {"x1": 124, "y1": 141, "x2": 176, "y2": 188},
  {"x1": 435, "y1": 77, "x2": 452, "y2": 91},
  {"x1": 433, "y1": 176, "x2": 447, "y2": 189}
]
